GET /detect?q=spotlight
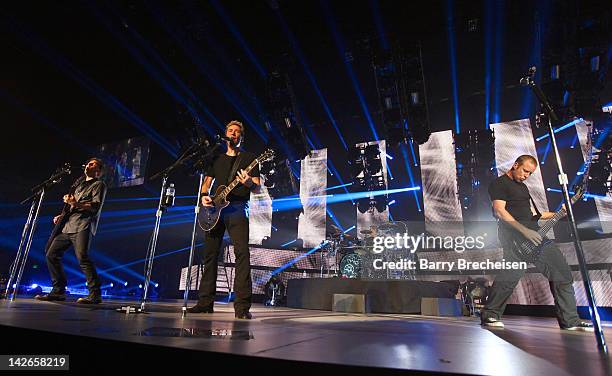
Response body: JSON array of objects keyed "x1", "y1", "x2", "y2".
[
  {"x1": 124, "y1": 281, "x2": 128, "y2": 287},
  {"x1": 357, "y1": 198, "x2": 371, "y2": 214},
  {"x1": 264, "y1": 275, "x2": 285, "y2": 306},
  {"x1": 461, "y1": 278, "x2": 490, "y2": 316}
]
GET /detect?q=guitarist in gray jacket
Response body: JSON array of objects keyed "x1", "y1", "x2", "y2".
[
  {"x1": 187, "y1": 120, "x2": 260, "y2": 319},
  {"x1": 480, "y1": 155, "x2": 592, "y2": 331},
  {"x1": 36, "y1": 157, "x2": 107, "y2": 304}
]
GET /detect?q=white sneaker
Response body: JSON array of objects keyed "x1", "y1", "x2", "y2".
[
  {"x1": 482, "y1": 317, "x2": 505, "y2": 328},
  {"x1": 562, "y1": 321, "x2": 594, "y2": 332}
]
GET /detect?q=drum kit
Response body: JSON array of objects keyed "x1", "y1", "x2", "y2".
[{"x1": 320, "y1": 222, "x2": 415, "y2": 280}]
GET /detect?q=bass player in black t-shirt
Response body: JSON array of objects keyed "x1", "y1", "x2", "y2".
[
  {"x1": 481, "y1": 155, "x2": 592, "y2": 331},
  {"x1": 187, "y1": 120, "x2": 260, "y2": 319}
]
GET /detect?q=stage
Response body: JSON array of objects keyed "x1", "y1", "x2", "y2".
[{"x1": 1, "y1": 298, "x2": 610, "y2": 375}]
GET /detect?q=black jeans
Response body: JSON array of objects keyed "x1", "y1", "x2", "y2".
[
  {"x1": 45, "y1": 230, "x2": 101, "y2": 295},
  {"x1": 197, "y1": 202, "x2": 252, "y2": 312},
  {"x1": 481, "y1": 239, "x2": 580, "y2": 328}
]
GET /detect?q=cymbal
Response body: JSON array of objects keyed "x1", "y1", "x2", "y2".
[
  {"x1": 378, "y1": 223, "x2": 400, "y2": 230},
  {"x1": 360, "y1": 230, "x2": 375, "y2": 234}
]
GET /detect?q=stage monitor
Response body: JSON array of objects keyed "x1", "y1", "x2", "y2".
[{"x1": 97, "y1": 137, "x2": 150, "y2": 188}]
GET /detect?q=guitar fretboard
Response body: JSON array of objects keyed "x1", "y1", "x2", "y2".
[
  {"x1": 219, "y1": 158, "x2": 260, "y2": 199},
  {"x1": 537, "y1": 209, "x2": 565, "y2": 236},
  {"x1": 536, "y1": 194, "x2": 581, "y2": 236}
]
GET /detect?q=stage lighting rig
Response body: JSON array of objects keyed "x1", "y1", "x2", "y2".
[
  {"x1": 349, "y1": 144, "x2": 388, "y2": 213},
  {"x1": 454, "y1": 129, "x2": 496, "y2": 219},
  {"x1": 461, "y1": 278, "x2": 490, "y2": 316},
  {"x1": 540, "y1": 2, "x2": 609, "y2": 123},
  {"x1": 264, "y1": 275, "x2": 285, "y2": 306},
  {"x1": 588, "y1": 126, "x2": 612, "y2": 195},
  {"x1": 372, "y1": 40, "x2": 431, "y2": 146},
  {"x1": 265, "y1": 70, "x2": 310, "y2": 161},
  {"x1": 260, "y1": 157, "x2": 299, "y2": 198}
]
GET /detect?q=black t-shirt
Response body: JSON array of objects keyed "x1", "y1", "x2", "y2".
[
  {"x1": 206, "y1": 151, "x2": 260, "y2": 202},
  {"x1": 488, "y1": 174, "x2": 539, "y2": 230}
]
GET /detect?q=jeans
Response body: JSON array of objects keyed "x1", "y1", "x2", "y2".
[
  {"x1": 197, "y1": 202, "x2": 252, "y2": 312},
  {"x1": 46, "y1": 230, "x2": 101, "y2": 295},
  {"x1": 481, "y1": 239, "x2": 580, "y2": 328}
]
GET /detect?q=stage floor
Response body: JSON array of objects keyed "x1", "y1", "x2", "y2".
[{"x1": 1, "y1": 298, "x2": 611, "y2": 375}]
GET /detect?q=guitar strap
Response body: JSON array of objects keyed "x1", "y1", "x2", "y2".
[
  {"x1": 226, "y1": 152, "x2": 242, "y2": 185},
  {"x1": 528, "y1": 192, "x2": 542, "y2": 221}
]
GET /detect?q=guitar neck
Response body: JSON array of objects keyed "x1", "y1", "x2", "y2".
[
  {"x1": 220, "y1": 159, "x2": 259, "y2": 197},
  {"x1": 537, "y1": 209, "x2": 565, "y2": 236}
]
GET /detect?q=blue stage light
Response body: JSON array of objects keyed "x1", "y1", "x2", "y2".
[
  {"x1": 321, "y1": 0, "x2": 379, "y2": 141},
  {"x1": 273, "y1": 9, "x2": 348, "y2": 150},
  {"x1": 536, "y1": 118, "x2": 584, "y2": 141}
]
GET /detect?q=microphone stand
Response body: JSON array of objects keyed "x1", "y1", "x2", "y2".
[
  {"x1": 117, "y1": 138, "x2": 220, "y2": 314},
  {"x1": 181, "y1": 142, "x2": 222, "y2": 317},
  {"x1": 4, "y1": 164, "x2": 72, "y2": 301},
  {"x1": 522, "y1": 68, "x2": 607, "y2": 352}
]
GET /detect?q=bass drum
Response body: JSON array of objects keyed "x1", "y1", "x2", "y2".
[{"x1": 339, "y1": 253, "x2": 361, "y2": 278}]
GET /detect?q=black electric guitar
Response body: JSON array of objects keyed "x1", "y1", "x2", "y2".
[
  {"x1": 198, "y1": 149, "x2": 275, "y2": 231},
  {"x1": 511, "y1": 185, "x2": 584, "y2": 262},
  {"x1": 45, "y1": 174, "x2": 84, "y2": 251}
]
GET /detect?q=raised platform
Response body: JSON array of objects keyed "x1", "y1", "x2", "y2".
[
  {"x1": 286, "y1": 278, "x2": 457, "y2": 313},
  {"x1": 0, "y1": 298, "x2": 611, "y2": 375}
]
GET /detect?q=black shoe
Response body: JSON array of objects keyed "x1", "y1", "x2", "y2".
[
  {"x1": 235, "y1": 311, "x2": 252, "y2": 320},
  {"x1": 76, "y1": 295, "x2": 102, "y2": 304},
  {"x1": 562, "y1": 321, "x2": 594, "y2": 332},
  {"x1": 186, "y1": 305, "x2": 214, "y2": 314},
  {"x1": 35, "y1": 293, "x2": 66, "y2": 302}
]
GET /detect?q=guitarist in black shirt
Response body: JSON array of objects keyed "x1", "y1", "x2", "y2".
[
  {"x1": 36, "y1": 157, "x2": 107, "y2": 304},
  {"x1": 481, "y1": 155, "x2": 592, "y2": 331},
  {"x1": 188, "y1": 120, "x2": 260, "y2": 319}
]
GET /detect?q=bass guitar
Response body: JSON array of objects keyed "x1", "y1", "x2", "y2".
[{"x1": 511, "y1": 185, "x2": 584, "y2": 262}]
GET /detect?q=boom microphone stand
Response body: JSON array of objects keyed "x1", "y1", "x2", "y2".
[
  {"x1": 181, "y1": 140, "x2": 221, "y2": 317},
  {"x1": 4, "y1": 163, "x2": 72, "y2": 301},
  {"x1": 117, "y1": 137, "x2": 220, "y2": 314},
  {"x1": 181, "y1": 172, "x2": 204, "y2": 318},
  {"x1": 522, "y1": 67, "x2": 607, "y2": 352}
]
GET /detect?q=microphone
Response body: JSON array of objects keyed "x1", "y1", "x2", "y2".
[{"x1": 216, "y1": 134, "x2": 235, "y2": 146}]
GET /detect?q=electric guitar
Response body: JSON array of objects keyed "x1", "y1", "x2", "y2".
[
  {"x1": 45, "y1": 174, "x2": 84, "y2": 251},
  {"x1": 198, "y1": 149, "x2": 275, "y2": 231},
  {"x1": 511, "y1": 185, "x2": 584, "y2": 262}
]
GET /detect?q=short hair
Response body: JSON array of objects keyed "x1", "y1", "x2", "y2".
[
  {"x1": 86, "y1": 157, "x2": 105, "y2": 175},
  {"x1": 514, "y1": 155, "x2": 537, "y2": 166},
  {"x1": 226, "y1": 120, "x2": 244, "y2": 133},
  {"x1": 226, "y1": 120, "x2": 245, "y2": 144}
]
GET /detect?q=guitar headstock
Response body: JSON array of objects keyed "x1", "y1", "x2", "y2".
[
  {"x1": 571, "y1": 184, "x2": 585, "y2": 204},
  {"x1": 60, "y1": 162, "x2": 72, "y2": 175},
  {"x1": 257, "y1": 149, "x2": 275, "y2": 163}
]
